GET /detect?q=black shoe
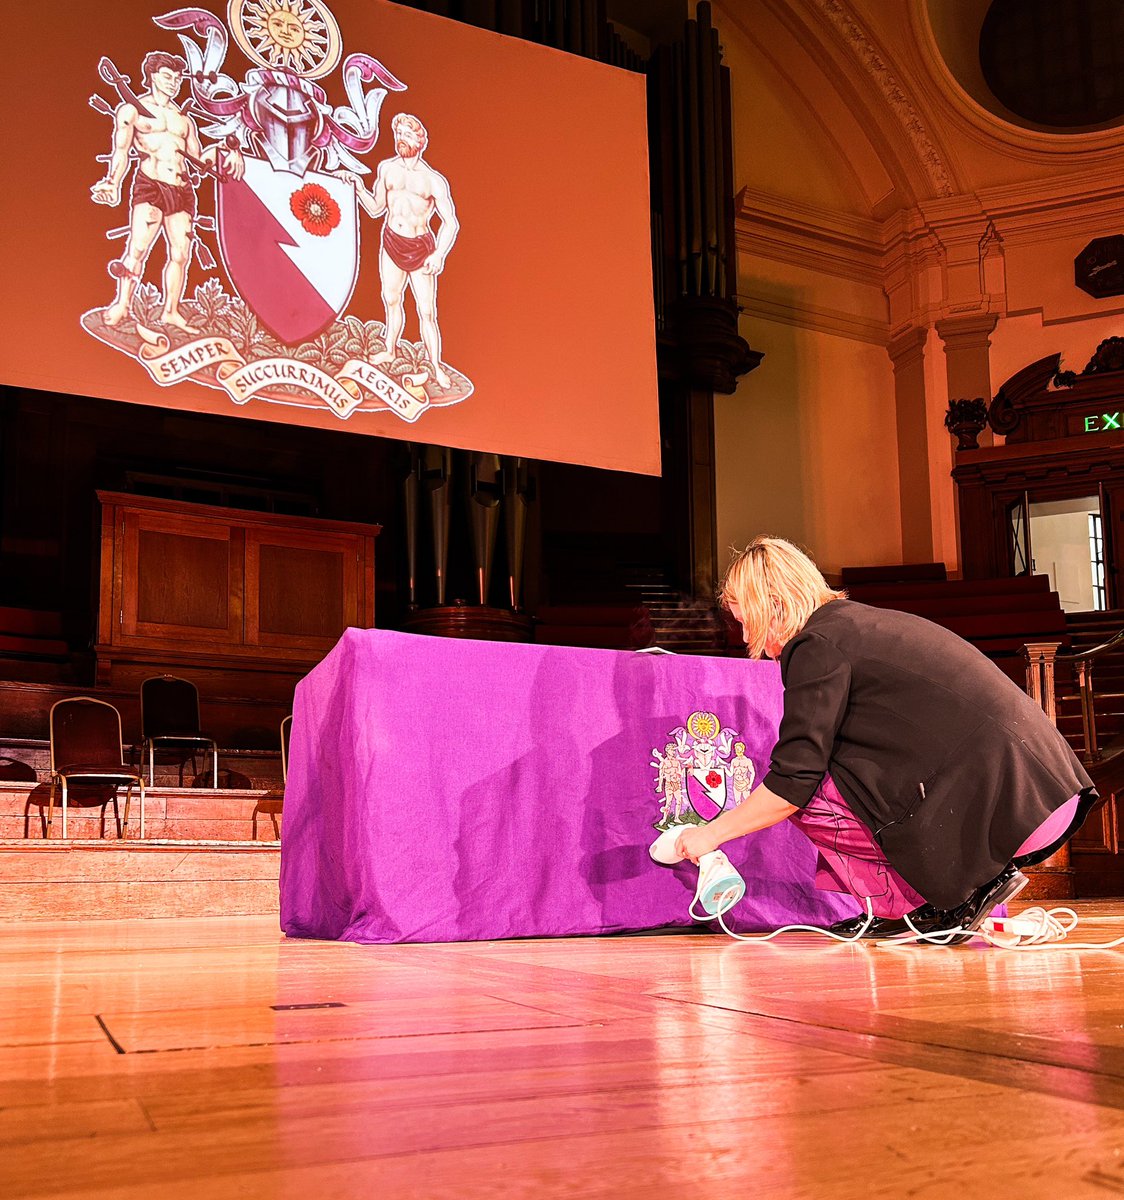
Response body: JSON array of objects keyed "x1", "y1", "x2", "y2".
[
  {"x1": 827, "y1": 913, "x2": 910, "y2": 939},
  {"x1": 904, "y1": 867, "x2": 1029, "y2": 945}
]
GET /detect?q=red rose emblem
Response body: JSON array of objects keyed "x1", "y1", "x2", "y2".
[
  {"x1": 290, "y1": 183, "x2": 341, "y2": 237},
  {"x1": 705, "y1": 770, "x2": 722, "y2": 788}
]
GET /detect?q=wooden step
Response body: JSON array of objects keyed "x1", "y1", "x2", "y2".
[
  {"x1": 0, "y1": 782, "x2": 283, "y2": 842},
  {"x1": 0, "y1": 840, "x2": 279, "y2": 920}
]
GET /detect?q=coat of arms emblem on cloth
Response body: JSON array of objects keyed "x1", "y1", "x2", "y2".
[{"x1": 651, "y1": 710, "x2": 757, "y2": 830}]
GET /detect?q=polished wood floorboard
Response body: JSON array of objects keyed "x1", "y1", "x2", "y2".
[{"x1": 2, "y1": 903, "x2": 1124, "y2": 1199}]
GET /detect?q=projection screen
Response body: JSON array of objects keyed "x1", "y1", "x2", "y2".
[{"x1": 0, "y1": 0, "x2": 660, "y2": 474}]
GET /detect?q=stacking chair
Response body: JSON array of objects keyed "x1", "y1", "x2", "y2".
[
  {"x1": 140, "y1": 675, "x2": 219, "y2": 788},
  {"x1": 253, "y1": 716, "x2": 290, "y2": 841},
  {"x1": 49, "y1": 698, "x2": 146, "y2": 839},
  {"x1": 280, "y1": 714, "x2": 293, "y2": 784}
]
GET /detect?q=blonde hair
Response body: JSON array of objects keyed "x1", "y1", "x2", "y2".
[{"x1": 719, "y1": 537, "x2": 845, "y2": 659}]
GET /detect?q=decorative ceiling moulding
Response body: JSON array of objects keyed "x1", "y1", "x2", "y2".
[
  {"x1": 974, "y1": 167, "x2": 1124, "y2": 246},
  {"x1": 710, "y1": 0, "x2": 892, "y2": 213},
  {"x1": 808, "y1": 0, "x2": 956, "y2": 198},
  {"x1": 734, "y1": 189, "x2": 884, "y2": 286},
  {"x1": 735, "y1": 289, "x2": 890, "y2": 347},
  {"x1": 908, "y1": 0, "x2": 1124, "y2": 163},
  {"x1": 733, "y1": 0, "x2": 934, "y2": 211}
]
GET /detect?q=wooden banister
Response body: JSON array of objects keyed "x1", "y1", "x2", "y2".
[
  {"x1": 1025, "y1": 626, "x2": 1124, "y2": 764},
  {"x1": 1023, "y1": 641, "x2": 1060, "y2": 726}
]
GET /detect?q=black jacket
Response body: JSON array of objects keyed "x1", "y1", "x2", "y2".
[{"x1": 762, "y1": 600, "x2": 1095, "y2": 908}]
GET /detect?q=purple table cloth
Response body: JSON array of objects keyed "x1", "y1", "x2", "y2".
[{"x1": 280, "y1": 629, "x2": 861, "y2": 944}]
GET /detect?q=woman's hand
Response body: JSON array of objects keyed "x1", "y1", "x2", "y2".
[{"x1": 674, "y1": 823, "x2": 722, "y2": 864}]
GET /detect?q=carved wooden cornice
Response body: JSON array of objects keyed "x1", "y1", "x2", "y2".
[
  {"x1": 987, "y1": 354, "x2": 1061, "y2": 436},
  {"x1": 987, "y1": 342, "x2": 1124, "y2": 443},
  {"x1": 675, "y1": 297, "x2": 762, "y2": 394}
]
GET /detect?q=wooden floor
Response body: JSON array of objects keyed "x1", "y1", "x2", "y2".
[{"x1": 4, "y1": 904, "x2": 1124, "y2": 1199}]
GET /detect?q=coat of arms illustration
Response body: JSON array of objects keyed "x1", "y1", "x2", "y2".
[
  {"x1": 82, "y1": 0, "x2": 472, "y2": 425},
  {"x1": 651, "y1": 710, "x2": 756, "y2": 830}
]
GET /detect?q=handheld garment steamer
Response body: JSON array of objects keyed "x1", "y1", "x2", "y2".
[{"x1": 649, "y1": 824, "x2": 746, "y2": 917}]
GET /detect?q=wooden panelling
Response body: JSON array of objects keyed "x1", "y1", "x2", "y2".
[
  {"x1": 245, "y1": 528, "x2": 358, "y2": 648},
  {"x1": 257, "y1": 546, "x2": 343, "y2": 637},
  {"x1": 95, "y1": 493, "x2": 379, "y2": 691},
  {"x1": 133, "y1": 530, "x2": 236, "y2": 633}
]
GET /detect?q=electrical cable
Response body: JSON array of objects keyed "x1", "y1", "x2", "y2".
[
  {"x1": 689, "y1": 893, "x2": 878, "y2": 943},
  {"x1": 686, "y1": 889, "x2": 1124, "y2": 951},
  {"x1": 878, "y1": 905, "x2": 1124, "y2": 951}
]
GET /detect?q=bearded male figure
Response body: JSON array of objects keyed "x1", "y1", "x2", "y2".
[{"x1": 343, "y1": 113, "x2": 459, "y2": 389}]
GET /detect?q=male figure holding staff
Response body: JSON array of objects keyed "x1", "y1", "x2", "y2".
[{"x1": 91, "y1": 51, "x2": 243, "y2": 331}]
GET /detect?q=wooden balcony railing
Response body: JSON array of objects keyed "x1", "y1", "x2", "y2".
[{"x1": 1025, "y1": 628, "x2": 1124, "y2": 763}]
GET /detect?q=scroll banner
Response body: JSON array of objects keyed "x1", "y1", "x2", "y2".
[{"x1": 131, "y1": 325, "x2": 431, "y2": 422}]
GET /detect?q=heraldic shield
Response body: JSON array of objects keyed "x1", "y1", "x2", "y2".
[
  {"x1": 687, "y1": 768, "x2": 727, "y2": 822},
  {"x1": 216, "y1": 157, "x2": 359, "y2": 345}
]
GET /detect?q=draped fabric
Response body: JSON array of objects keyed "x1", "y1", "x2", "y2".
[{"x1": 279, "y1": 629, "x2": 860, "y2": 944}]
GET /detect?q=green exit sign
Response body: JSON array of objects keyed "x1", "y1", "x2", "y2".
[{"x1": 1085, "y1": 412, "x2": 1123, "y2": 432}]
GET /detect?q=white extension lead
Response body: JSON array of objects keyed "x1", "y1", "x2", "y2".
[
  {"x1": 879, "y1": 905, "x2": 1124, "y2": 951},
  {"x1": 698, "y1": 895, "x2": 1124, "y2": 950}
]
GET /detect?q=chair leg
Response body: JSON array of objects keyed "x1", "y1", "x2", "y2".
[
  {"x1": 111, "y1": 791, "x2": 121, "y2": 839},
  {"x1": 149, "y1": 742, "x2": 155, "y2": 788},
  {"x1": 139, "y1": 780, "x2": 146, "y2": 839},
  {"x1": 122, "y1": 784, "x2": 131, "y2": 840},
  {"x1": 47, "y1": 778, "x2": 56, "y2": 839},
  {"x1": 212, "y1": 747, "x2": 219, "y2": 790},
  {"x1": 61, "y1": 778, "x2": 68, "y2": 840}
]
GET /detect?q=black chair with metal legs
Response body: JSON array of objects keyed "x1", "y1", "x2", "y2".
[
  {"x1": 48, "y1": 697, "x2": 146, "y2": 839},
  {"x1": 140, "y1": 675, "x2": 219, "y2": 788}
]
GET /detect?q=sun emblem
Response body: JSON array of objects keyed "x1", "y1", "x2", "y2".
[
  {"x1": 686, "y1": 711, "x2": 720, "y2": 740},
  {"x1": 228, "y1": 0, "x2": 343, "y2": 79}
]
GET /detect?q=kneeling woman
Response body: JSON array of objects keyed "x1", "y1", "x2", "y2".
[{"x1": 675, "y1": 538, "x2": 1097, "y2": 940}]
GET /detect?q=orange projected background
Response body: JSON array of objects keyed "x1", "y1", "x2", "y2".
[{"x1": 0, "y1": 0, "x2": 659, "y2": 474}]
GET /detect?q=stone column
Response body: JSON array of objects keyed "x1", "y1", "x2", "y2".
[
  {"x1": 935, "y1": 313, "x2": 998, "y2": 447},
  {"x1": 888, "y1": 327, "x2": 933, "y2": 563}
]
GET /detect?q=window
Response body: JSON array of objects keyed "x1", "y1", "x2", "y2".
[
  {"x1": 980, "y1": 0, "x2": 1124, "y2": 129},
  {"x1": 1089, "y1": 512, "x2": 1106, "y2": 611}
]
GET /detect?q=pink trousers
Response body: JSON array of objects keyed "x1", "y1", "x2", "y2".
[{"x1": 789, "y1": 776, "x2": 1082, "y2": 919}]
